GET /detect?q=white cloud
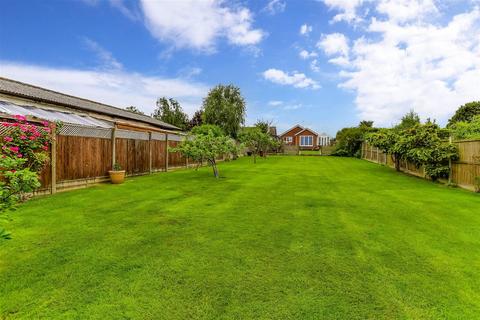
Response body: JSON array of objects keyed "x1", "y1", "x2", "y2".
[
  {"x1": 139, "y1": 0, "x2": 265, "y2": 52},
  {"x1": 376, "y1": 0, "x2": 438, "y2": 22},
  {"x1": 310, "y1": 59, "x2": 321, "y2": 72},
  {"x1": 300, "y1": 24, "x2": 313, "y2": 35},
  {"x1": 109, "y1": 0, "x2": 140, "y2": 21},
  {"x1": 331, "y1": 5, "x2": 480, "y2": 125},
  {"x1": 299, "y1": 49, "x2": 318, "y2": 59},
  {"x1": 321, "y1": 0, "x2": 366, "y2": 24},
  {"x1": 82, "y1": 0, "x2": 140, "y2": 21},
  {"x1": 83, "y1": 38, "x2": 123, "y2": 71},
  {"x1": 263, "y1": 0, "x2": 286, "y2": 15},
  {"x1": 263, "y1": 68, "x2": 320, "y2": 89},
  {"x1": 284, "y1": 103, "x2": 303, "y2": 110},
  {"x1": 317, "y1": 33, "x2": 350, "y2": 56},
  {"x1": 0, "y1": 61, "x2": 209, "y2": 116},
  {"x1": 268, "y1": 100, "x2": 283, "y2": 106}
]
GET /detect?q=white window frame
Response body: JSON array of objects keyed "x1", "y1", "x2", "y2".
[
  {"x1": 284, "y1": 136, "x2": 293, "y2": 143},
  {"x1": 299, "y1": 135, "x2": 313, "y2": 146}
]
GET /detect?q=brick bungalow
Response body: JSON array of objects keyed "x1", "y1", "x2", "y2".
[{"x1": 279, "y1": 125, "x2": 331, "y2": 150}]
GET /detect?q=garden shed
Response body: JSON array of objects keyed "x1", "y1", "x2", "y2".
[{"x1": 0, "y1": 77, "x2": 188, "y2": 193}]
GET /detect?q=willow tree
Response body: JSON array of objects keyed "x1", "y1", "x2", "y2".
[{"x1": 202, "y1": 84, "x2": 246, "y2": 138}]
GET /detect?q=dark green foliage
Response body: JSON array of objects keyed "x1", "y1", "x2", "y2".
[
  {"x1": 125, "y1": 106, "x2": 144, "y2": 115},
  {"x1": 450, "y1": 115, "x2": 480, "y2": 140},
  {"x1": 202, "y1": 84, "x2": 246, "y2": 138},
  {"x1": 395, "y1": 110, "x2": 420, "y2": 130},
  {"x1": 333, "y1": 121, "x2": 374, "y2": 157},
  {"x1": 188, "y1": 109, "x2": 204, "y2": 130},
  {"x1": 448, "y1": 101, "x2": 480, "y2": 127},
  {"x1": 153, "y1": 97, "x2": 189, "y2": 130}
]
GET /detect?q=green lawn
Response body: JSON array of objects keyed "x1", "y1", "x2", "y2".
[
  {"x1": 299, "y1": 150, "x2": 320, "y2": 155},
  {"x1": 1, "y1": 156, "x2": 480, "y2": 319}
]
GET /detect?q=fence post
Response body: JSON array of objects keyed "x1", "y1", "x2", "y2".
[
  {"x1": 50, "y1": 125, "x2": 57, "y2": 194},
  {"x1": 448, "y1": 136, "x2": 453, "y2": 185},
  {"x1": 111, "y1": 125, "x2": 116, "y2": 168},
  {"x1": 149, "y1": 132, "x2": 153, "y2": 174},
  {"x1": 376, "y1": 147, "x2": 380, "y2": 163},
  {"x1": 361, "y1": 143, "x2": 364, "y2": 158},
  {"x1": 165, "y1": 133, "x2": 169, "y2": 172}
]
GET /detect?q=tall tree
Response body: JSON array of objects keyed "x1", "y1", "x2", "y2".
[
  {"x1": 188, "y1": 109, "x2": 204, "y2": 130},
  {"x1": 447, "y1": 101, "x2": 480, "y2": 127},
  {"x1": 125, "y1": 106, "x2": 144, "y2": 115},
  {"x1": 396, "y1": 110, "x2": 420, "y2": 130},
  {"x1": 153, "y1": 98, "x2": 189, "y2": 130},
  {"x1": 202, "y1": 84, "x2": 246, "y2": 138}
]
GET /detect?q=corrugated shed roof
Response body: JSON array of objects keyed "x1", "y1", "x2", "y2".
[
  {"x1": 0, "y1": 77, "x2": 180, "y2": 131},
  {"x1": 0, "y1": 101, "x2": 112, "y2": 128}
]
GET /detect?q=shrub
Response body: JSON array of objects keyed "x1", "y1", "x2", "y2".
[{"x1": 1, "y1": 115, "x2": 56, "y2": 239}]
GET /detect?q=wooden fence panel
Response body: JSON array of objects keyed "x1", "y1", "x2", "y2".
[
  {"x1": 168, "y1": 141, "x2": 186, "y2": 167},
  {"x1": 151, "y1": 140, "x2": 166, "y2": 171},
  {"x1": 362, "y1": 140, "x2": 480, "y2": 191},
  {"x1": 452, "y1": 140, "x2": 480, "y2": 189},
  {"x1": 56, "y1": 135, "x2": 112, "y2": 181},
  {"x1": 116, "y1": 138, "x2": 150, "y2": 175}
]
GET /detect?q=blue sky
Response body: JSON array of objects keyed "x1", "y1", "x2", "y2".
[{"x1": 1, "y1": 0, "x2": 479, "y2": 135}]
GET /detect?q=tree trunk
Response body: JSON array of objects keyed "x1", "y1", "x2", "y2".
[
  {"x1": 394, "y1": 154, "x2": 401, "y2": 171},
  {"x1": 208, "y1": 159, "x2": 219, "y2": 178}
]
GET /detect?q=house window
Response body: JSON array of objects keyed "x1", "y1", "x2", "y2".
[
  {"x1": 300, "y1": 136, "x2": 313, "y2": 146},
  {"x1": 284, "y1": 136, "x2": 292, "y2": 143}
]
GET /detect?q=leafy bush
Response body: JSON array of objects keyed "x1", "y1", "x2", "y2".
[
  {"x1": 367, "y1": 121, "x2": 458, "y2": 181},
  {"x1": 447, "y1": 101, "x2": 480, "y2": 127},
  {"x1": 333, "y1": 122, "x2": 374, "y2": 157},
  {"x1": 450, "y1": 115, "x2": 480, "y2": 140},
  {"x1": 1, "y1": 115, "x2": 55, "y2": 239}
]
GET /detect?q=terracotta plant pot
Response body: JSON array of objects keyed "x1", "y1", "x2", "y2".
[{"x1": 109, "y1": 170, "x2": 126, "y2": 184}]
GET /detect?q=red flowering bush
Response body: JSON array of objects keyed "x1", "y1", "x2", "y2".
[
  {"x1": 1, "y1": 115, "x2": 57, "y2": 239},
  {"x1": 1, "y1": 115, "x2": 52, "y2": 171}
]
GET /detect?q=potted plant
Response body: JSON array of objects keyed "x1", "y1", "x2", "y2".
[
  {"x1": 474, "y1": 176, "x2": 480, "y2": 193},
  {"x1": 109, "y1": 163, "x2": 125, "y2": 184}
]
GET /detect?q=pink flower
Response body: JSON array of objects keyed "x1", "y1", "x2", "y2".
[
  {"x1": 17, "y1": 153, "x2": 23, "y2": 158},
  {"x1": 4, "y1": 136, "x2": 13, "y2": 142},
  {"x1": 44, "y1": 127, "x2": 51, "y2": 133},
  {"x1": 14, "y1": 115, "x2": 27, "y2": 121},
  {"x1": 9, "y1": 146, "x2": 19, "y2": 153},
  {"x1": 42, "y1": 121, "x2": 49, "y2": 127},
  {"x1": 1, "y1": 122, "x2": 10, "y2": 127},
  {"x1": 19, "y1": 135, "x2": 27, "y2": 140},
  {"x1": 42, "y1": 145, "x2": 49, "y2": 151},
  {"x1": 29, "y1": 136, "x2": 36, "y2": 141}
]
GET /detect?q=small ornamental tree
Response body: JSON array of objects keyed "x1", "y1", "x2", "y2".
[
  {"x1": 1, "y1": 115, "x2": 56, "y2": 239},
  {"x1": 239, "y1": 128, "x2": 276, "y2": 163},
  {"x1": 171, "y1": 125, "x2": 236, "y2": 178}
]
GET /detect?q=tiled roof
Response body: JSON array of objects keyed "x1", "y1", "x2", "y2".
[{"x1": 0, "y1": 77, "x2": 180, "y2": 131}]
